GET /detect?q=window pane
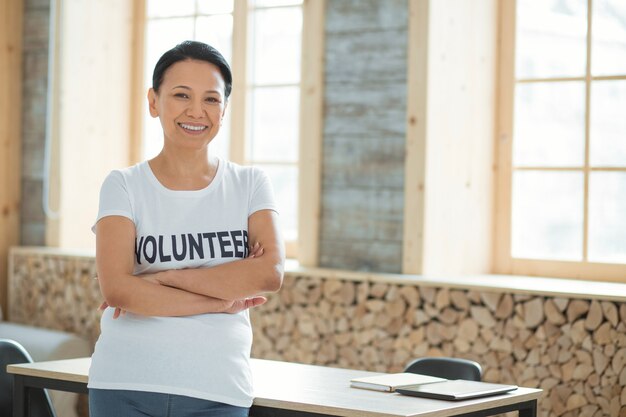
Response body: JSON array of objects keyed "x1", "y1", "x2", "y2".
[
  {"x1": 592, "y1": 0, "x2": 626, "y2": 76},
  {"x1": 147, "y1": 0, "x2": 195, "y2": 18},
  {"x1": 195, "y1": 15, "x2": 234, "y2": 64},
  {"x1": 252, "y1": 0, "x2": 303, "y2": 7},
  {"x1": 248, "y1": 86, "x2": 299, "y2": 163},
  {"x1": 144, "y1": 18, "x2": 195, "y2": 90},
  {"x1": 590, "y1": 80, "x2": 626, "y2": 167},
  {"x1": 516, "y1": 0, "x2": 587, "y2": 79},
  {"x1": 251, "y1": 7, "x2": 302, "y2": 85},
  {"x1": 197, "y1": 0, "x2": 234, "y2": 14},
  {"x1": 513, "y1": 82, "x2": 585, "y2": 167},
  {"x1": 512, "y1": 171, "x2": 583, "y2": 260},
  {"x1": 589, "y1": 172, "x2": 626, "y2": 263},
  {"x1": 258, "y1": 164, "x2": 298, "y2": 242},
  {"x1": 143, "y1": 113, "x2": 163, "y2": 159}
]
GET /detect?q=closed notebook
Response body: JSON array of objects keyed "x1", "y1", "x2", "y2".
[
  {"x1": 350, "y1": 373, "x2": 446, "y2": 392},
  {"x1": 396, "y1": 380, "x2": 518, "y2": 401}
]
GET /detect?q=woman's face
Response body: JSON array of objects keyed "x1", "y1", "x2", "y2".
[{"x1": 148, "y1": 59, "x2": 227, "y2": 151}]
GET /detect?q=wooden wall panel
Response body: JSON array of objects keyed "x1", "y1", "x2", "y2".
[
  {"x1": 321, "y1": 188, "x2": 404, "y2": 241},
  {"x1": 421, "y1": 0, "x2": 498, "y2": 275},
  {"x1": 323, "y1": 136, "x2": 405, "y2": 189},
  {"x1": 0, "y1": 0, "x2": 24, "y2": 316},
  {"x1": 320, "y1": 0, "x2": 408, "y2": 273},
  {"x1": 21, "y1": 0, "x2": 50, "y2": 246},
  {"x1": 324, "y1": 0, "x2": 407, "y2": 33}
]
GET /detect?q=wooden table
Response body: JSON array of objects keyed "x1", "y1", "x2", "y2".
[{"x1": 8, "y1": 358, "x2": 541, "y2": 417}]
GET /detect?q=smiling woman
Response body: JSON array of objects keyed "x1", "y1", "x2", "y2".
[{"x1": 89, "y1": 41, "x2": 285, "y2": 417}]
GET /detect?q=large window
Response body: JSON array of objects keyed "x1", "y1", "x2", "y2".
[
  {"x1": 497, "y1": 0, "x2": 626, "y2": 281},
  {"x1": 142, "y1": 0, "x2": 303, "y2": 256}
]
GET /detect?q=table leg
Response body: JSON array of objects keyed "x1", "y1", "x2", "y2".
[
  {"x1": 12, "y1": 374, "x2": 28, "y2": 417},
  {"x1": 518, "y1": 400, "x2": 537, "y2": 417}
]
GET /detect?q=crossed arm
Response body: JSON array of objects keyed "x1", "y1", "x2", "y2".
[{"x1": 95, "y1": 209, "x2": 285, "y2": 317}]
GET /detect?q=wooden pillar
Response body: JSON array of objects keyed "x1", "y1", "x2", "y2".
[
  {"x1": 297, "y1": 0, "x2": 325, "y2": 267},
  {"x1": 404, "y1": 0, "x2": 498, "y2": 275},
  {"x1": 0, "y1": 0, "x2": 24, "y2": 317}
]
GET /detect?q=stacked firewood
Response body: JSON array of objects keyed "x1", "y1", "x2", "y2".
[{"x1": 9, "y1": 254, "x2": 102, "y2": 345}]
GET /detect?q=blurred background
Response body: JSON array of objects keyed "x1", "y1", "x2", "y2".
[{"x1": 2, "y1": 3, "x2": 626, "y2": 417}]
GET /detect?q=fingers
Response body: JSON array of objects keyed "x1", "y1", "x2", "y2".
[
  {"x1": 99, "y1": 301, "x2": 126, "y2": 319},
  {"x1": 224, "y1": 296, "x2": 268, "y2": 314},
  {"x1": 113, "y1": 307, "x2": 126, "y2": 319},
  {"x1": 248, "y1": 242, "x2": 263, "y2": 258},
  {"x1": 252, "y1": 296, "x2": 267, "y2": 307},
  {"x1": 246, "y1": 296, "x2": 267, "y2": 308}
]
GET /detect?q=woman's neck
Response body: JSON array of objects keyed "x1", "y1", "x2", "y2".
[{"x1": 149, "y1": 148, "x2": 219, "y2": 190}]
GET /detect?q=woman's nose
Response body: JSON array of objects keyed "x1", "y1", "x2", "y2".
[{"x1": 187, "y1": 99, "x2": 204, "y2": 118}]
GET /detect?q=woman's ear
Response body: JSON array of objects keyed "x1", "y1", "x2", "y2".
[{"x1": 147, "y1": 88, "x2": 159, "y2": 118}]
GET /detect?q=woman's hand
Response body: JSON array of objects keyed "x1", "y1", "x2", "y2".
[
  {"x1": 248, "y1": 242, "x2": 264, "y2": 258},
  {"x1": 222, "y1": 296, "x2": 267, "y2": 314},
  {"x1": 99, "y1": 301, "x2": 126, "y2": 319}
]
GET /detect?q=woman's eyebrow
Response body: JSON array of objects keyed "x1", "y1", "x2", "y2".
[{"x1": 171, "y1": 85, "x2": 222, "y2": 95}]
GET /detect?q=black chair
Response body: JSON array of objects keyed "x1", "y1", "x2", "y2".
[
  {"x1": 404, "y1": 357, "x2": 482, "y2": 381},
  {"x1": 0, "y1": 338, "x2": 57, "y2": 417}
]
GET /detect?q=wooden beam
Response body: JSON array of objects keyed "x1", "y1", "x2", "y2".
[
  {"x1": 129, "y1": 0, "x2": 147, "y2": 165},
  {"x1": 494, "y1": 0, "x2": 516, "y2": 274},
  {"x1": 297, "y1": 0, "x2": 326, "y2": 267},
  {"x1": 402, "y1": 0, "x2": 429, "y2": 274},
  {"x1": 229, "y1": 0, "x2": 248, "y2": 165},
  {"x1": 511, "y1": 258, "x2": 626, "y2": 283},
  {"x1": 0, "y1": 0, "x2": 24, "y2": 317}
]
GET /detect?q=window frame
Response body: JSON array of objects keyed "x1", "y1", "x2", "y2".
[{"x1": 495, "y1": 0, "x2": 626, "y2": 283}]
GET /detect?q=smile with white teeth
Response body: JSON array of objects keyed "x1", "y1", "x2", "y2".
[{"x1": 179, "y1": 123, "x2": 207, "y2": 131}]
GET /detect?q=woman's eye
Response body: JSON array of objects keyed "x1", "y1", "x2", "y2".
[
  {"x1": 174, "y1": 93, "x2": 189, "y2": 99},
  {"x1": 206, "y1": 97, "x2": 220, "y2": 103}
]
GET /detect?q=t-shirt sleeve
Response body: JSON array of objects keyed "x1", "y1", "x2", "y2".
[
  {"x1": 249, "y1": 167, "x2": 279, "y2": 216},
  {"x1": 92, "y1": 170, "x2": 134, "y2": 234}
]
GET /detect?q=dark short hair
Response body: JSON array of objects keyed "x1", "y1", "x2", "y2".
[{"x1": 152, "y1": 40, "x2": 232, "y2": 99}]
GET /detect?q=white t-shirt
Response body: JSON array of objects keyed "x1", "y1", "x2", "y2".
[{"x1": 88, "y1": 158, "x2": 277, "y2": 407}]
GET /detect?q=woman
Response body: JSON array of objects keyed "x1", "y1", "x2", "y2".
[{"x1": 89, "y1": 40, "x2": 284, "y2": 417}]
